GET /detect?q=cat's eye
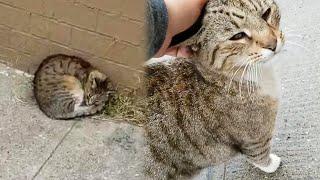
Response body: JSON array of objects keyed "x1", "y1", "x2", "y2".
[
  {"x1": 229, "y1": 32, "x2": 248, "y2": 40},
  {"x1": 262, "y1": 8, "x2": 271, "y2": 21}
]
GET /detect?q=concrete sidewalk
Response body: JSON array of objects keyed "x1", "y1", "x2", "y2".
[
  {"x1": 0, "y1": 64, "x2": 145, "y2": 180},
  {"x1": 1, "y1": 0, "x2": 320, "y2": 179}
]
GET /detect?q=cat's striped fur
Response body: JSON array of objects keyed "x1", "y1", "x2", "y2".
[
  {"x1": 144, "y1": 0, "x2": 284, "y2": 179},
  {"x1": 34, "y1": 54, "x2": 113, "y2": 120}
]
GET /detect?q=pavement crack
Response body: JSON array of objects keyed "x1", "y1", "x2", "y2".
[
  {"x1": 31, "y1": 121, "x2": 79, "y2": 180},
  {"x1": 223, "y1": 164, "x2": 227, "y2": 180}
]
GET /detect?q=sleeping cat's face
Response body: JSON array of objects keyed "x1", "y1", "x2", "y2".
[
  {"x1": 192, "y1": 0, "x2": 284, "y2": 74},
  {"x1": 84, "y1": 71, "x2": 111, "y2": 106}
]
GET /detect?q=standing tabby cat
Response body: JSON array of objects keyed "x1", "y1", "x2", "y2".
[
  {"x1": 145, "y1": 0, "x2": 285, "y2": 179},
  {"x1": 34, "y1": 54, "x2": 113, "y2": 120}
]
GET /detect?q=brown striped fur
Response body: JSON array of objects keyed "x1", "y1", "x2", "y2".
[
  {"x1": 144, "y1": 0, "x2": 284, "y2": 179},
  {"x1": 34, "y1": 54, "x2": 114, "y2": 120}
]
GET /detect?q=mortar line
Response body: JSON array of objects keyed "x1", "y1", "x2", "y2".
[
  {"x1": 0, "y1": 1, "x2": 142, "y2": 47},
  {"x1": 31, "y1": 121, "x2": 79, "y2": 180}
]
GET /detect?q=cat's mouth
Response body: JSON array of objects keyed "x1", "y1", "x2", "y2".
[
  {"x1": 258, "y1": 37, "x2": 284, "y2": 63},
  {"x1": 259, "y1": 49, "x2": 276, "y2": 63},
  {"x1": 256, "y1": 31, "x2": 285, "y2": 63}
]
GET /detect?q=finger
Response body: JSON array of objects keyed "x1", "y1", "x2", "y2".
[
  {"x1": 165, "y1": 0, "x2": 208, "y2": 35},
  {"x1": 177, "y1": 46, "x2": 192, "y2": 58},
  {"x1": 165, "y1": 47, "x2": 179, "y2": 57},
  {"x1": 154, "y1": 34, "x2": 173, "y2": 58}
]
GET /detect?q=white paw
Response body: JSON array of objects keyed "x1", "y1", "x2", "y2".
[
  {"x1": 145, "y1": 55, "x2": 175, "y2": 66},
  {"x1": 254, "y1": 154, "x2": 281, "y2": 173}
]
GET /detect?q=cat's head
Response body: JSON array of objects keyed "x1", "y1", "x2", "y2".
[
  {"x1": 84, "y1": 70, "x2": 113, "y2": 106},
  {"x1": 185, "y1": 0, "x2": 284, "y2": 74}
]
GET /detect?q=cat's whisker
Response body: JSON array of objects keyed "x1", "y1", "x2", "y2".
[
  {"x1": 226, "y1": 63, "x2": 240, "y2": 77},
  {"x1": 246, "y1": 65, "x2": 252, "y2": 96},
  {"x1": 250, "y1": 63, "x2": 257, "y2": 97},
  {"x1": 250, "y1": 63, "x2": 255, "y2": 95},
  {"x1": 250, "y1": 65, "x2": 254, "y2": 95},
  {"x1": 286, "y1": 41, "x2": 317, "y2": 58},
  {"x1": 286, "y1": 40, "x2": 309, "y2": 47},
  {"x1": 285, "y1": 34, "x2": 307, "y2": 39},
  {"x1": 251, "y1": 63, "x2": 255, "y2": 94},
  {"x1": 227, "y1": 60, "x2": 248, "y2": 93},
  {"x1": 284, "y1": 29, "x2": 300, "y2": 34},
  {"x1": 284, "y1": 26, "x2": 320, "y2": 34},
  {"x1": 284, "y1": 32, "x2": 320, "y2": 41},
  {"x1": 239, "y1": 61, "x2": 251, "y2": 98},
  {"x1": 257, "y1": 63, "x2": 262, "y2": 84},
  {"x1": 251, "y1": 65, "x2": 254, "y2": 95},
  {"x1": 255, "y1": 63, "x2": 259, "y2": 90}
]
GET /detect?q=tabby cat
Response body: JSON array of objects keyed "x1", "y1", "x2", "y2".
[
  {"x1": 144, "y1": 0, "x2": 285, "y2": 179},
  {"x1": 34, "y1": 54, "x2": 113, "y2": 120}
]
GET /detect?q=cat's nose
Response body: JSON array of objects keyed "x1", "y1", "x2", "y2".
[{"x1": 262, "y1": 38, "x2": 277, "y2": 52}]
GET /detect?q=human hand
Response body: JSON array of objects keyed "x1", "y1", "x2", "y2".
[{"x1": 155, "y1": 0, "x2": 208, "y2": 58}]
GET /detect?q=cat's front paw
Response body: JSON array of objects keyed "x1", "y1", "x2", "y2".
[{"x1": 255, "y1": 154, "x2": 281, "y2": 173}]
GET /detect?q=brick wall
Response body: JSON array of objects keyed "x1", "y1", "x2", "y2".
[{"x1": 0, "y1": 0, "x2": 146, "y2": 89}]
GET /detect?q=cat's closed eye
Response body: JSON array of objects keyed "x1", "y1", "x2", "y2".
[
  {"x1": 229, "y1": 32, "x2": 248, "y2": 41},
  {"x1": 262, "y1": 8, "x2": 272, "y2": 21},
  {"x1": 91, "y1": 80, "x2": 97, "y2": 89}
]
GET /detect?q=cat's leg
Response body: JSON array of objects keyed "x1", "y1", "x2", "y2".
[
  {"x1": 241, "y1": 138, "x2": 281, "y2": 173},
  {"x1": 74, "y1": 104, "x2": 104, "y2": 116},
  {"x1": 144, "y1": 147, "x2": 177, "y2": 180},
  {"x1": 56, "y1": 104, "x2": 103, "y2": 119}
]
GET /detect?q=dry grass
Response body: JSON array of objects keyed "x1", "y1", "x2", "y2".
[{"x1": 103, "y1": 89, "x2": 147, "y2": 126}]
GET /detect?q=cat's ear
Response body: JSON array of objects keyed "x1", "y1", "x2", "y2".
[
  {"x1": 177, "y1": 28, "x2": 203, "y2": 53},
  {"x1": 173, "y1": 5, "x2": 206, "y2": 53},
  {"x1": 91, "y1": 78, "x2": 97, "y2": 89},
  {"x1": 92, "y1": 70, "x2": 107, "y2": 81}
]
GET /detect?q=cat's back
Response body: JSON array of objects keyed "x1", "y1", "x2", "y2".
[
  {"x1": 34, "y1": 54, "x2": 91, "y2": 95},
  {"x1": 145, "y1": 58, "x2": 206, "y2": 96},
  {"x1": 145, "y1": 57, "x2": 278, "y2": 136},
  {"x1": 33, "y1": 54, "x2": 92, "y2": 118},
  {"x1": 34, "y1": 54, "x2": 91, "y2": 78}
]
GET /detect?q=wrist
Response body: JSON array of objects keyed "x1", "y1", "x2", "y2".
[
  {"x1": 164, "y1": 0, "x2": 208, "y2": 36},
  {"x1": 163, "y1": 0, "x2": 179, "y2": 37}
]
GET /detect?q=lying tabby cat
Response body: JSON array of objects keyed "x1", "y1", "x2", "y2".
[
  {"x1": 145, "y1": 0, "x2": 285, "y2": 179},
  {"x1": 34, "y1": 54, "x2": 113, "y2": 120}
]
